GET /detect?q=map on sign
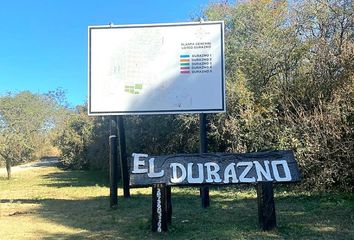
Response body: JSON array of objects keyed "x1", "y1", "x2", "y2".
[{"x1": 88, "y1": 21, "x2": 224, "y2": 115}]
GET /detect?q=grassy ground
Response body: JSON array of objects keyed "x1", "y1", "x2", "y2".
[{"x1": 0, "y1": 166, "x2": 353, "y2": 240}]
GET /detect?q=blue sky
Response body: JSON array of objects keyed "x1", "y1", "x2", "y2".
[{"x1": 0, "y1": 0, "x2": 223, "y2": 107}]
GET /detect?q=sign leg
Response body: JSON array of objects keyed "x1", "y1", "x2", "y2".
[
  {"x1": 199, "y1": 113, "x2": 210, "y2": 208},
  {"x1": 257, "y1": 182, "x2": 277, "y2": 231},
  {"x1": 166, "y1": 186, "x2": 172, "y2": 225},
  {"x1": 200, "y1": 187, "x2": 210, "y2": 208},
  {"x1": 109, "y1": 116, "x2": 118, "y2": 207},
  {"x1": 117, "y1": 116, "x2": 130, "y2": 198},
  {"x1": 152, "y1": 184, "x2": 168, "y2": 232}
]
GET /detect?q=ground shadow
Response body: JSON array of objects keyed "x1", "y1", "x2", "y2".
[
  {"x1": 3, "y1": 191, "x2": 353, "y2": 239},
  {"x1": 41, "y1": 170, "x2": 109, "y2": 188},
  {"x1": 4, "y1": 170, "x2": 353, "y2": 239}
]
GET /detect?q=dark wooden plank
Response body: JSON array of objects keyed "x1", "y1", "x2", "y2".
[
  {"x1": 166, "y1": 186, "x2": 172, "y2": 225},
  {"x1": 109, "y1": 116, "x2": 118, "y2": 207},
  {"x1": 117, "y1": 116, "x2": 130, "y2": 198},
  {"x1": 130, "y1": 150, "x2": 300, "y2": 187},
  {"x1": 257, "y1": 182, "x2": 277, "y2": 231},
  {"x1": 151, "y1": 184, "x2": 168, "y2": 232},
  {"x1": 199, "y1": 113, "x2": 210, "y2": 208}
]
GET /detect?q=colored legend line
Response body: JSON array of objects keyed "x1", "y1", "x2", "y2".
[{"x1": 180, "y1": 54, "x2": 190, "y2": 74}]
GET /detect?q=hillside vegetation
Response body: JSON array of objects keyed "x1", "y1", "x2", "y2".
[
  {"x1": 1, "y1": 0, "x2": 353, "y2": 192},
  {"x1": 54, "y1": 0, "x2": 353, "y2": 192}
]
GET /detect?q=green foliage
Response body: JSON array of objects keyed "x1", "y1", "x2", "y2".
[
  {"x1": 86, "y1": 116, "x2": 110, "y2": 171},
  {"x1": 55, "y1": 0, "x2": 353, "y2": 192},
  {"x1": 203, "y1": 0, "x2": 353, "y2": 191},
  {"x1": 125, "y1": 114, "x2": 199, "y2": 155},
  {"x1": 0, "y1": 91, "x2": 64, "y2": 178},
  {"x1": 53, "y1": 106, "x2": 111, "y2": 171},
  {"x1": 53, "y1": 106, "x2": 94, "y2": 169}
]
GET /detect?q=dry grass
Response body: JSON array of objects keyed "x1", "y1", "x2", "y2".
[{"x1": 0, "y1": 166, "x2": 353, "y2": 239}]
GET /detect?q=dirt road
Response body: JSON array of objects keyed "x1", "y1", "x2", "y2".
[{"x1": 0, "y1": 157, "x2": 59, "y2": 177}]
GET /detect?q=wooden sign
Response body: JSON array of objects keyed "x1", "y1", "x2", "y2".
[{"x1": 130, "y1": 150, "x2": 300, "y2": 187}]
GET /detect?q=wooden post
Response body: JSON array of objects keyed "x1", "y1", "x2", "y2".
[
  {"x1": 257, "y1": 182, "x2": 277, "y2": 231},
  {"x1": 109, "y1": 116, "x2": 118, "y2": 207},
  {"x1": 199, "y1": 113, "x2": 210, "y2": 208},
  {"x1": 117, "y1": 116, "x2": 130, "y2": 198},
  {"x1": 152, "y1": 184, "x2": 168, "y2": 232},
  {"x1": 166, "y1": 186, "x2": 172, "y2": 225}
]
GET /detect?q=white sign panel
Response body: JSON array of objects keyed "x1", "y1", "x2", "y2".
[{"x1": 88, "y1": 21, "x2": 225, "y2": 115}]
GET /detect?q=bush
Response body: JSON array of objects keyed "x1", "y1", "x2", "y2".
[
  {"x1": 54, "y1": 106, "x2": 93, "y2": 169},
  {"x1": 55, "y1": 0, "x2": 353, "y2": 192}
]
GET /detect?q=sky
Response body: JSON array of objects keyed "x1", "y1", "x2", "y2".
[{"x1": 0, "y1": 0, "x2": 223, "y2": 107}]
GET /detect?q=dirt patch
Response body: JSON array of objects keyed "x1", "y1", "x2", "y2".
[
  {"x1": 9, "y1": 211, "x2": 35, "y2": 216},
  {"x1": 0, "y1": 157, "x2": 59, "y2": 176}
]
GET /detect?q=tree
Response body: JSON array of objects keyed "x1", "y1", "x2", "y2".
[
  {"x1": 202, "y1": 0, "x2": 353, "y2": 191},
  {"x1": 53, "y1": 105, "x2": 94, "y2": 169},
  {"x1": 50, "y1": 0, "x2": 353, "y2": 191},
  {"x1": 0, "y1": 91, "x2": 64, "y2": 179}
]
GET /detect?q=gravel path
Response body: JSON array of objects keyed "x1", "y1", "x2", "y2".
[{"x1": 0, "y1": 157, "x2": 59, "y2": 177}]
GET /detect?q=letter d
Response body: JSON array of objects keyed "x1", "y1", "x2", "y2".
[{"x1": 170, "y1": 163, "x2": 186, "y2": 184}]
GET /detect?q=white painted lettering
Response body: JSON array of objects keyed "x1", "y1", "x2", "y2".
[
  {"x1": 223, "y1": 163, "x2": 238, "y2": 183},
  {"x1": 271, "y1": 160, "x2": 292, "y2": 181},
  {"x1": 187, "y1": 163, "x2": 204, "y2": 184},
  {"x1": 170, "y1": 163, "x2": 186, "y2": 183},
  {"x1": 148, "y1": 158, "x2": 164, "y2": 178},
  {"x1": 253, "y1": 160, "x2": 273, "y2": 181},
  {"x1": 132, "y1": 153, "x2": 148, "y2": 174},
  {"x1": 156, "y1": 188, "x2": 162, "y2": 232},
  {"x1": 205, "y1": 162, "x2": 222, "y2": 183},
  {"x1": 237, "y1": 162, "x2": 256, "y2": 183}
]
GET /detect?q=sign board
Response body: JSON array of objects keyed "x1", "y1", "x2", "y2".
[
  {"x1": 129, "y1": 150, "x2": 300, "y2": 187},
  {"x1": 88, "y1": 21, "x2": 225, "y2": 115}
]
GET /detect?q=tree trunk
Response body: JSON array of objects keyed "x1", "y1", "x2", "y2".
[{"x1": 6, "y1": 159, "x2": 11, "y2": 180}]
